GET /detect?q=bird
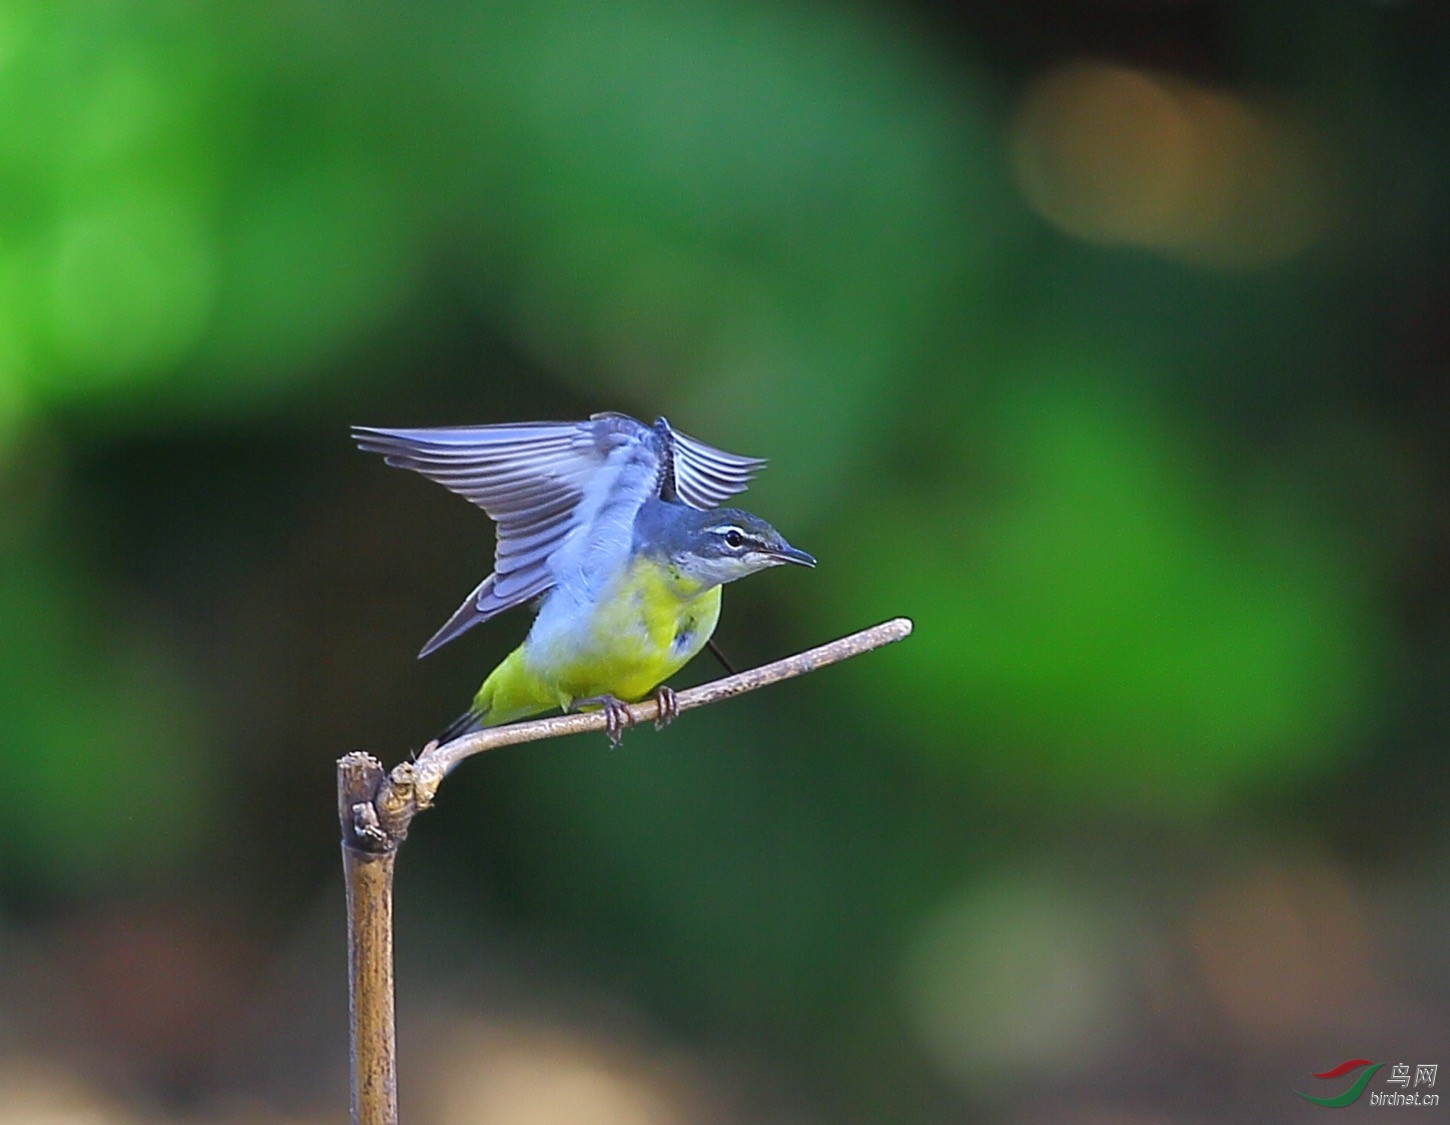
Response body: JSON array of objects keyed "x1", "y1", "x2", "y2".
[{"x1": 352, "y1": 412, "x2": 815, "y2": 745}]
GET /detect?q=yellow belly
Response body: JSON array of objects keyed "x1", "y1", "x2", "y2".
[{"x1": 471, "y1": 558, "x2": 722, "y2": 725}]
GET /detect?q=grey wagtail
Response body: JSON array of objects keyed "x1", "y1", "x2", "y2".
[{"x1": 353, "y1": 412, "x2": 814, "y2": 744}]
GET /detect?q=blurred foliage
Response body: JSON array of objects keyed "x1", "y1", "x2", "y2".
[
  {"x1": 831, "y1": 374, "x2": 1378, "y2": 813},
  {"x1": 0, "y1": 0, "x2": 1448, "y2": 1122}
]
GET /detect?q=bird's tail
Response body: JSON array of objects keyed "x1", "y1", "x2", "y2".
[{"x1": 436, "y1": 706, "x2": 489, "y2": 745}]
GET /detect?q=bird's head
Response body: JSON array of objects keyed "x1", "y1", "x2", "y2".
[{"x1": 649, "y1": 505, "x2": 815, "y2": 589}]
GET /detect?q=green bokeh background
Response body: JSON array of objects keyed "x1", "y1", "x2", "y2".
[{"x1": 1, "y1": 2, "x2": 1447, "y2": 1122}]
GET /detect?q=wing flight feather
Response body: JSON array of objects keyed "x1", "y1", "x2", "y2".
[{"x1": 352, "y1": 411, "x2": 766, "y2": 655}]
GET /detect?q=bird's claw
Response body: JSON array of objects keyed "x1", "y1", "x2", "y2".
[
  {"x1": 575, "y1": 690, "x2": 676, "y2": 745},
  {"x1": 603, "y1": 696, "x2": 636, "y2": 747},
  {"x1": 573, "y1": 694, "x2": 636, "y2": 747},
  {"x1": 652, "y1": 685, "x2": 679, "y2": 731}
]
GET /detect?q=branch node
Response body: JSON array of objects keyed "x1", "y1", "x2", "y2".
[
  {"x1": 338, "y1": 751, "x2": 397, "y2": 853},
  {"x1": 350, "y1": 801, "x2": 388, "y2": 848}
]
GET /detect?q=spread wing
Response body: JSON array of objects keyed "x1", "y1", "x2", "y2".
[
  {"x1": 654, "y1": 417, "x2": 768, "y2": 509},
  {"x1": 352, "y1": 412, "x2": 764, "y2": 655}
]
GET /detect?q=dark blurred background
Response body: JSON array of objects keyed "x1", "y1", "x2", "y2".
[{"x1": 2, "y1": 1, "x2": 1449, "y2": 1122}]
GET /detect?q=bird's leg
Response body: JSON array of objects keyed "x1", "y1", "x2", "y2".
[
  {"x1": 572, "y1": 694, "x2": 636, "y2": 747},
  {"x1": 705, "y1": 638, "x2": 736, "y2": 675},
  {"x1": 652, "y1": 685, "x2": 679, "y2": 731}
]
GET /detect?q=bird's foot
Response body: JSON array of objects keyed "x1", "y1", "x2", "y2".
[
  {"x1": 652, "y1": 685, "x2": 679, "y2": 731},
  {"x1": 574, "y1": 694, "x2": 636, "y2": 747}
]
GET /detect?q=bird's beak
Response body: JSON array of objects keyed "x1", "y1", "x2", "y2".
[{"x1": 769, "y1": 543, "x2": 816, "y2": 568}]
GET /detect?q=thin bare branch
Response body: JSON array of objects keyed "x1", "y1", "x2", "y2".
[
  {"x1": 355, "y1": 617, "x2": 913, "y2": 846},
  {"x1": 338, "y1": 754, "x2": 399, "y2": 1125},
  {"x1": 337, "y1": 615, "x2": 912, "y2": 1124}
]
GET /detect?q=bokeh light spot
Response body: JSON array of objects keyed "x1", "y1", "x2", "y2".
[
  {"x1": 0, "y1": 1055, "x2": 132, "y2": 1124},
  {"x1": 903, "y1": 875, "x2": 1134, "y2": 1087},
  {"x1": 1013, "y1": 64, "x2": 1204, "y2": 248},
  {"x1": 1012, "y1": 62, "x2": 1332, "y2": 267},
  {"x1": 430, "y1": 1020, "x2": 694, "y2": 1125},
  {"x1": 1185, "y1": 853, "x2": 1375, "y2": 1042}
]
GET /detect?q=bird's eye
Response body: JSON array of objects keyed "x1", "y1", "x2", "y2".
[{"x1": 724, "y1": 529, "x2": 744, "y2": 549}]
